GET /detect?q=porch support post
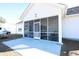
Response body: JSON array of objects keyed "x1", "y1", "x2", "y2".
[
  {"x1": 23, "y1": 20, "x2": 25, "y2": 37},
  {"x1": 58, "y1": 13, "x2": 62, "y2": 44}
]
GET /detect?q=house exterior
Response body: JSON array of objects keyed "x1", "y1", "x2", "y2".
[
  {"x1": 16, "y1": 21, "x2": 23, "y2": 34},
  {"x1": 63, "y1": 6, "x2": 79, "y2": 41},
  {"x1": 17, "y1": 3, "x2": 79, "y2": 43},
  {"x1": 16, "y1": 3, "x2": 67, "y2": 44}
]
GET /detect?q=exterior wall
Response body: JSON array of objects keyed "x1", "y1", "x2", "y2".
[
  {"x1": 23, "y1": 3, "x2": 62, "y2": 21},
  {"x1": 63, "y1": 15, "x2": 79, "y2": 40},
  {"x1": 16, "y1": 22, "x2": 23, "y2": 34}
]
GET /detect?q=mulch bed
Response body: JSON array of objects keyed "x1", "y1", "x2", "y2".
[{"x1": 60, "y1": 39, "x2": 79, "y2": 56}]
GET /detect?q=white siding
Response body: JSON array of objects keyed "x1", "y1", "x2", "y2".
[
  {"x1": 23, "y1": 3, "x2": 61, "y2": 21},
  {"x1": 16, "y1": 22, "x2": 23, "y2": 34},
  {"x1": 63, "y1": 16, "x2": 79, "y2": 40}
]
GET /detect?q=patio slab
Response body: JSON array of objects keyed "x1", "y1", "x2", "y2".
[{"x1": 3, "y1": 37, "x2": 61, "y2": 58}]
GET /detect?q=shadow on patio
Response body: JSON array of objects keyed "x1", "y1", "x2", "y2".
[
  {"x1": 0, "y1": 43, "x2": 13, "y2": 52},
  {"x1": 0, "y1": 34, "x2": 22, "y2": 52}
]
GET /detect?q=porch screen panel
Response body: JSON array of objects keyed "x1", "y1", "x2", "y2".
[
  {"x1": 48, "y1": 16, "x2": 58, "y2": 41},
  {"x1": 24, "y1": 21, "x2": 29, "y2": 37},
  {"x1": 41, "y1": 18, "x2": 47, "y2": 40},
  {"x1": 29, "y1": 21, "x2": 33, "y2": 38}
]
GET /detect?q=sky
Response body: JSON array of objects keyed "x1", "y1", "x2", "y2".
[{"x1": 0, "y1": 3, "x2": 29, "y2": 24}]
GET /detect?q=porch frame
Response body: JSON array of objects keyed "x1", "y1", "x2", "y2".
[{"x1": 23, "y1": 15, "x2": 62, "y2": 44}]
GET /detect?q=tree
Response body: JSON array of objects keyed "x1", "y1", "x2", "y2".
[{"x1": 0, "y1": 17, "x2": 6, "y2": 23}]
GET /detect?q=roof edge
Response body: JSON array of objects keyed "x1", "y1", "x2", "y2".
[{"x1": 19, "y1": 3, "x2": 34, "y2": 20}]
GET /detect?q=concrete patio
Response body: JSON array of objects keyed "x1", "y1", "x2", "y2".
[{"x1": 3, "y1": 37, "x2": 61, "y2": 58}]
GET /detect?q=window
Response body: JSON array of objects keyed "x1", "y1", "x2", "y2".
[{"x1": 18, "y1": 28, "x2": 22, "y2": 32}]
